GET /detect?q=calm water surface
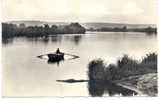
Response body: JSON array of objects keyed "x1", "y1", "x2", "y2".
[{"x1": 2, "y1": 32, "x2": 157, "y2": 97}]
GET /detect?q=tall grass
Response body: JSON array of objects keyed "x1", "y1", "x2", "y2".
[
  {"x1": 88, "y1": 52, "x2": 157, "y2": 81},
  {"x1": 87, "y1": 57, "x2": 140, "y2": 96},
  {"x1": 88, "y1": 59, "x2": 105, "y2": 80}
]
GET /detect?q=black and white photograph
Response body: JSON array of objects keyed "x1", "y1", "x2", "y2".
[{"x1": 1, "y1": 0, "x2": 158, "y2": 97}]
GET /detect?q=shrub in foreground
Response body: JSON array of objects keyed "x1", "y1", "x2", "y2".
[{"x1": 88, "y1": 52, "x2": 157, "y2": 81}]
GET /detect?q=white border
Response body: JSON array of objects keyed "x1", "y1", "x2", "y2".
[{"x1": 0, "y1": 0, "x2": 158, "y2": 100}]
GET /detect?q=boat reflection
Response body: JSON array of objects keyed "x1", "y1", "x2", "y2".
[{"x1": 47, "y1": 59, "x2": 64, "y2": 66}]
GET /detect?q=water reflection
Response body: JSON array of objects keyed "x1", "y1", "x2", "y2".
[
  {"x1": 42, "y1": 36, "x2": 49, "y2": 44},
  {"x1": 55, "y1": 78, "x2": 137, "y2": 96},
  {"x1": 87, "y1": 59, "x2": 138, "y2": 96},
  {"x1": 26, "y1": 37, "x2": 51, "y2": 45},
  {"x1": 2, "y1": 35, "x2": 83, "y2": 46},
  {"x1": 2, "y1": 38, "x2": 14, "y2": 45},
  {"x1": 50, "y1": 35, "x2": 62, "y2": 43},
  {"x1": 145, "y1": 33, "x2": 157, "y2": 37},
  {"x1": 47, "y1": 59, "x2": 64, "y2": 66},
  {"x1": 71, "y1": 35, "x2": 82, "y2": 45},
  {"x1": 88, "y1": 80, "x2": 137, "y2": 96},
  {"x1": 2, "y1": 33, "x2": 156, "y2": 46},
  {"x1": 2, "y1": 32, "x2": 157, "y2": 96}
]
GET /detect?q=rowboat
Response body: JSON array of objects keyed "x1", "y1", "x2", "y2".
[
  {"x1": 37, "y1": 50, "x2": 79, "y2": 63},
  {"x1": 48, "y1": 53, "x2": 64, "y2": 62}
]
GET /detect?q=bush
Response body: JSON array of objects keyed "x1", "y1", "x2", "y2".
[
  {"x1": 142, "y1": 53, "x2": 157, "y2": 63},
  {"x1": 117, "y1": 55, "x2": 138, "y2": 68},
  {"x1": 88, "y1": 59, "x2": 106, "y2": 80},
  {"x1": 88, "y1": 52, "x2": 157, "y2": 81}
]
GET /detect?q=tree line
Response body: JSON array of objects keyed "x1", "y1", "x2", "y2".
[
  {"x1": 2, "y1": 22, "x2": 86, "y2": 38},
  {"x1": 88, "y1": 26, "x2": 157, "y2": 34}
]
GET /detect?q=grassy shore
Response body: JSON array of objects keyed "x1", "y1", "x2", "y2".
[{"x1": 88, "y1": 52, "x2": 157, "y2": 96}]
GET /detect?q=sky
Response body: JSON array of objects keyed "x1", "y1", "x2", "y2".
[{"x1": 1, "y1": 0, "x2": 158, "y2": 24}]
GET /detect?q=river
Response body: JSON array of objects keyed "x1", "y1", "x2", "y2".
[{"x1": 2, "y1": 32, "x2": 157, "y2": 97}]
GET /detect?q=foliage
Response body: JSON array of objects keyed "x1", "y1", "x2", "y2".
[
  {"x1": 88, "y1": 52, "x2": 157, "y2": 81},
  {"x1": 2, "y1": 22, "x2": 86, "y2": 38},
  {"x1": 88, "y1": 59, "x2": 105, "y2": 80},
  {"x1": 87, "y1": 26, "x2": 157, "y2": 35}
]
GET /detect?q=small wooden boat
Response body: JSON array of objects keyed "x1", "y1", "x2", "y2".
[
  {"x1": 37, "y1": 50, "x2": 79, "y2": 63},
  {"x1": 48, "y1": 53, "x2": 64, "y2": 62}
]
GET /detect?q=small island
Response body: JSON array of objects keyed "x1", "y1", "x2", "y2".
[{"x1": 2, "y1": 22, "x2": 86, "y2": 38}]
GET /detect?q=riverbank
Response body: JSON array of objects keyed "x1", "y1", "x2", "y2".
[
  {"x1": 88, "y1": 52, "x2": 157, "y2": 96},
  {"x1": 115, "y1": 73, "x2": 157, "y2": 96}
]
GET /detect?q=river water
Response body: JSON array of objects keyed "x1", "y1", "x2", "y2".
[{"x1": 2, "y1": 32, "x2": 157, "y2": 97}]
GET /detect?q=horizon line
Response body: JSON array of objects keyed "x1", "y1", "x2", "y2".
[{"x1": 2, "y1": 19, "x2": 156, "y2": 25}]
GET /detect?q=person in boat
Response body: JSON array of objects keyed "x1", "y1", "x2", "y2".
[{"x1": 56, "y1": 48, "x2": 60, "y2": 54}]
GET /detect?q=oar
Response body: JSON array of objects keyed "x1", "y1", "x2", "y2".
[
  {"x1": 37, "y1": 52, "x2": 79, "y2": 58},
  {"x1": 37, "y1": 54, "x2": 47, "y2": 58},
  {"x1": 37, "y1": 52, "x2": 56, "y2": 58},
  {"x1": 62, "y1": 52, "x2": 80, "y2": 58}
]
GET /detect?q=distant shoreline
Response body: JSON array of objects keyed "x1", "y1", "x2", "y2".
[
  {"x1": 2, "y1": 22, "x2": 86, "y2": 38},
  {"x1": 2, "y1": 22, "x2": 157, "y2": 39},
  {"x1": 86, "y1": 26, "x2": 157, "y2": 34}
]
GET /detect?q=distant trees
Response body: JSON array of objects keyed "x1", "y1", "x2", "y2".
[
  {"x1": 19, "y1": 23, "x2": 26, "y2": 28},
  {"x1": 65, "y1": 23, "x2": 86, "y2": 33},
  {"x1": 144, "y1": 26, "x2": 157, "y2": 34},
  {"x1": 122, "y1": 26, "x2": 127, "y2": 32},
  {"x1": 88, "y1": 25, "x2": 157, "y2": 34},
  {"x1": 2, "y1": 22, "x2": 86, "y2": 38},
  {"x1": 2, "y1": 23, "x2": 17, "y2": 38}
]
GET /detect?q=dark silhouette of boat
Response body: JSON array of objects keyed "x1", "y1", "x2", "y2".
[
  {"x1": 48, "y1": 53, "x2": 64, "y2": 62},
  {"x1": 37, "y1": 48, "x2": 79, "y2": 64}
]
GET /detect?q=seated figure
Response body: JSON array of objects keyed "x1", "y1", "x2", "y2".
[{"x1": 56, "y1": 48, "x2": 60, "y2": 54}]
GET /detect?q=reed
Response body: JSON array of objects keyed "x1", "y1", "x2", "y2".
[{"x1": 88, "y1": 52, "x2": 157, "y2": 81}]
